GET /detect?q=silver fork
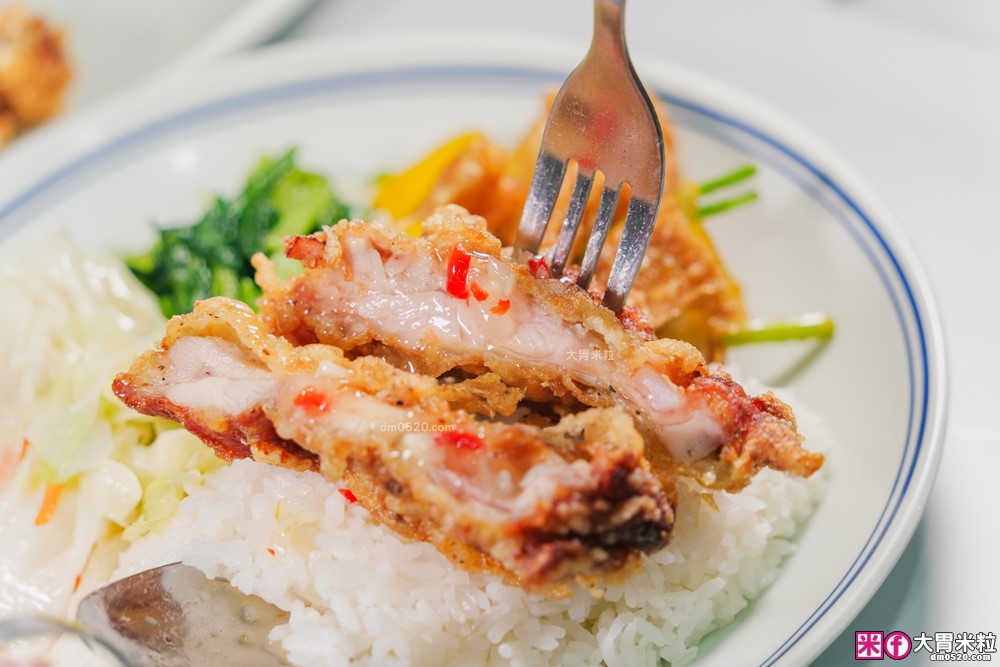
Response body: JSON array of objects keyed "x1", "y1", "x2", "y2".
[{"x1": 513, "y1": 0, "x2": 665, "y2": 313}]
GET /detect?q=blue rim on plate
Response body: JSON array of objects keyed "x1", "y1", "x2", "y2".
[{"x1": 0, "y1": 63, "x2": 936, "y2": 664}]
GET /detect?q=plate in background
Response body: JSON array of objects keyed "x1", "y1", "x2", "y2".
[{"x1": 21, "y1": 0, "x2": 317, "y2": 109}]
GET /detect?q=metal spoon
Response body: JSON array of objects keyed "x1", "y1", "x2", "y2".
[{"x1": 1, "y1": 563, "x2": 290, "y2": 667}]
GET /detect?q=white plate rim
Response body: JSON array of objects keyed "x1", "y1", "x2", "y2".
[
  {"x1": 155, "y1": 0, "x2": 320, "y2": 77},
  {"x1": 0, "y1": 33, "x2": 948, "y2": 666}
]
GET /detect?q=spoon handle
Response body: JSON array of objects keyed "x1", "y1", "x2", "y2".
[{"x1": 0, "y1": 616, "x2": 132, "y2": 667}]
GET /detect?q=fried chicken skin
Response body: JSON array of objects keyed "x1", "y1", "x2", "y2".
[
  {"x1": 0, "y1": 6, "x2": 72, "y2": 146},
  {"x1": 113, "y1": 298, "x2": 676, "y2": 593},
  {"x1": 382, "y1": 96, "x2": 745, "y2": 357},
  {"x1": 256, "y1": 208, "x2": 823, "y2": 491}
]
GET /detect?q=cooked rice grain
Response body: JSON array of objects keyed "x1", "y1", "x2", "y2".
[{"x1": 116, "y1": 400, "x2": 827, "y2": 667}]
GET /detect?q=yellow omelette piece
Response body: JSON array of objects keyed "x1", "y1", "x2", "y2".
[{"x1": 373, "y1": 131, "x2": 483, "y2": 222}]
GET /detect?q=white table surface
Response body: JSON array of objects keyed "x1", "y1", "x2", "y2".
[{"x1": 277, "y1": 0, "x2": 999, "y2": 663}]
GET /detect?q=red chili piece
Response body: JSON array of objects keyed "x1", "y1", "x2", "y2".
[
  {"x1": 527, "y1": 256, "x2": 551, "y2": 279},
  {"x1": 490, "y1": 299, "x2": 511, "y2": 315},
  {"x1": 339, "y1": 488, "x2": 358, "y2": 503},
  {"x1": 446, "y1": 247, "x2": 471, "y2": 298},
  {"x1": 294, "y1": 387, "x2": 330, "y2": 414},
  {"x1": 469, "y1": 281, "x2": 489, "y2": 302},
  {"x1": 435, "y1": 429, "x2": 485, "y2": 451}
]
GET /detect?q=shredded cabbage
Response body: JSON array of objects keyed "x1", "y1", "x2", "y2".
[{"x1": 0, "y1": 237, "x2": 222, "y2": 618}]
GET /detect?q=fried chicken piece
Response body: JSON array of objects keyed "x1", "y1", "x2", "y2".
[
  {"x1": 399, "y1": 95, "x2": 745, "y2": 357},
  {"x1": 256, "y1": 207, "x2": 823, "y2": 491},
  {"x1": 590, "y1": 200, "x2": 748, "y2": 360},
  {"x1": 113, "y1": 298, "x2": 676, "y2": 593},
  {"x1": 510, "y1": 98, "x2": 746, "y2": 359},
  {"x1": 0, "y1": 6, "x2": 71, "y2": 145}
]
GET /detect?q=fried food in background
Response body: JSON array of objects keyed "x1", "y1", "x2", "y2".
[
  {"x1": 373, "y1": 94, "x2": 747, "y2": 360},
  {"x1": 0, "y1": 5, "x2": 72, "y2": 147}
]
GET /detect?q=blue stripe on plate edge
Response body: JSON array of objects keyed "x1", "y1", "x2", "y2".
[
  {"x1": 0, "y1": 64, "x2": 929, "y2": 666},
  {"x1": 657, "y1": 94, "x2": 927, "y2": 665}
]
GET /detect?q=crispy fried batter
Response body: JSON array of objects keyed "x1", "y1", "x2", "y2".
[
  {"x1": 592, "y1": 200, "x2": 747, "y2": 361},
  {"x1": 256, "y1": 208, "x2": 822, "y2": 491},
  {"x1": 395, "y1": 94, "x2": 744, "y2": 356},
  {"x1": 0, "y1": 6, "x2": 71, "y2": 146},
  {"x1": 113, "y1": 298, "x2": 676, "y2": 593}
]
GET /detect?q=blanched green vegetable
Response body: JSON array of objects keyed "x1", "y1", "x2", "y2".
[
  {"x1": 696, "y1": 191, "x2": 759, "y2": 218},
  {"x1": 720, "y1": 314, "x2": 835, "y2": 347},
  {"x1": 678, "y1": 163, "x2": 760, "y2": 225},
  {"x1": 127, "y1": 149, "x2": 357, "y2": 317},
  {"x1": 697, "y1": 164, "x2": 756, "y2": 195}
]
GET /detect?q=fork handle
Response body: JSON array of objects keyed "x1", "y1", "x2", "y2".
[{"x1": 593, "y1": 0, "x2": 628, "y2": 59}]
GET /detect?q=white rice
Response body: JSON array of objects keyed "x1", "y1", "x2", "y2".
[{"x1": 116, "y1": 395, "x2": 828, "y2": 667}]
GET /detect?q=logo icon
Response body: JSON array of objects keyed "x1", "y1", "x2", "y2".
[
  {"x1": 884, "y1": 632, "x2": 912, "y2": 660},
  {"x1": 856, "y1": 631, "x2": 884, "y2": 660}
]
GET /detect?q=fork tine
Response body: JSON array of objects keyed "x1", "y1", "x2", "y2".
[
  {"x1": 575, "y1": 184, "x2": 621, "y2": 290},
  {"x1": 513, "y1": 152, "x2": 566, "y2": 259},
  {"x1": 549, "y1": 170, "x2": 594, "y2": 277},
  {"x1": 601, "y1": 196, "x2": 658, "y2": 313}
]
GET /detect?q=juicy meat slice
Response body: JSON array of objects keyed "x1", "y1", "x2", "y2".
[
  {"x1": 256, "y1": 206, "x2": 823, "y2": 491},
  {"x1": 111, "y1": 333, "x2": 319, "y2": 473},
  {"x1": 400, "y1": 94, "x2": 744, "y2": 358},
  {"x1": 113, "y1": 298, "x2": 676, "y2": 593}
]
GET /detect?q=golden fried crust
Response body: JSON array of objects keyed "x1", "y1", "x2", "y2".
[
  {"x1": 112, "y1": 303, "x2": 321, "y2": 472},
  {"x1": 339, "y1": 450, "x2": 513, "y2": 583},
  {"x1": 0, "y1": 107, "x2": 15, "y2": 148},
  {"x1": 401, "y1": 93, "x2": 742, "y2": 357},
  {"x1": 0, "y1": 6, "x2": 72, "y2": 130},
  {"x1": 436, "y1": 372, "x2": 525, "y2": 417},
  {"x1": 257, "y1": 210, "x2": 822, "y2": 492},
  {"x1": 114, "y1": 298, "x2": 677, "y2": 593},
  {"x1": 594, "y1": 201, "x2": 748, "y2": 361}
]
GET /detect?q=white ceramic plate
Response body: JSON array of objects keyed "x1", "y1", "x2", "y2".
[
  {"x1": 21, "y1": 0, "x2": 317, "y2": 109},
  {"x1": 0, "y1": 35, "x2": 946, "y2": 666}
]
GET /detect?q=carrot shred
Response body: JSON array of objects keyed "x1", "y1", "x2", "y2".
[
  {"x1": 490, "y1": 299, "x2": 511, "y2": 315},
  {"x1": 339, "y1": 488, "x2": 357, "y2": 503},
  {"x1": 35, "y1": 483, "x2": 64, "y2": 526},
  {"x1": 0, "y1": 438, "x2": 30, "y2": 482},
  {"x1": 267, "y1": 547, "x2": 276, "y2": 556},
  {"x1": 73, "y1": 574, "x2": 82, "y2": 593}
]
